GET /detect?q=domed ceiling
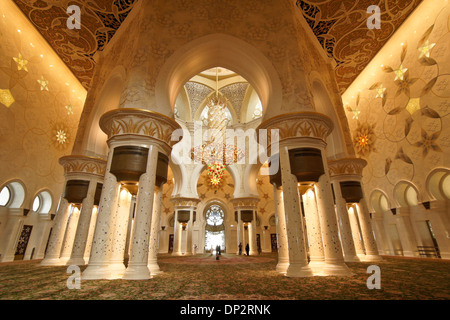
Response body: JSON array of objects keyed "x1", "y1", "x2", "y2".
[
  {"x1": 12, "y1": 0, "x2": 421, "y2": 92},
  {"x1": 175, "y1": 67, "x2": 260, "y2": 124}
]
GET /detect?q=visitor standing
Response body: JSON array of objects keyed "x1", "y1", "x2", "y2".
[{"x1": 245, "y1": 243, "x2": 249, "y2": 256}]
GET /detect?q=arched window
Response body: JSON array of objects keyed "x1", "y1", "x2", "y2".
[
  {"x1": 174, "y1": 104, "x2": 180, "y2": 119},
  {"x1": 252, "y1": 101, "x2": 263, "y2": 120},
  {"x1": 32, "y1": 191, "x2": 53, "y2": 213},
  {"x1": 443, "y1": 174, "x2": 450, "y2": 199},
  {"x1": 200, "y1": 106, "x2": 232, "y2": 127},
  {"x1": 394, "y1": 182, "x2": 419, "y2": 207},
  {"x1": 0, "y1": 181, "x2": 25, "y2": 208},
  {"x1": 427, "y1": 169, "x2": 450, "y2": 200},
  {"x1": 269, "y1": 215, "x2": 276, "y2": 226},
  {"x1": 32, "y1": 195, "x2": 41, "y2": 212},
  {"x1": 206, "y1": 205, "x2": 224, "y2": 226},
  {"x1": 205, "y1": 204, "x2": 226, "y2": 251},
  {"x1": 0, "y1": 186, "x2": 11, "y2": 207},
  {"x1": 370, "y1": 190, "x2": 390, "y2": 213}
]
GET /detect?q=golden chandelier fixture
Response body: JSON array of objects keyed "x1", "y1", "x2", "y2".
[{"x1": 190, "y1": 68, "x2": 244, "y2": 186}]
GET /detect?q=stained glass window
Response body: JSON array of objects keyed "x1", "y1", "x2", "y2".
[
  {"x1": 252, "y1": 102, "x2": 263, "y2": 120},
  {"x1": 206, "y1": 205, "x2": 224, "y2": 226},
  {"x1": 200, "y1": 106, "x2": 232, "y2": 127}
]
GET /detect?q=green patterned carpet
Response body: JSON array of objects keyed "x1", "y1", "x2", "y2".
[{"x1": 0, "y1": 253, "x2": 449, "y2": 300}]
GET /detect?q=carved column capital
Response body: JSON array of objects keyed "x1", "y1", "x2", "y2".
[
  {"x1": 99, "y1": 108, "x2": 181, "y2": 148},
  {"x1": 257, "y1": 112, "x2": 334, "y2": 148},
  {"x1": 230, "y1": 197, "x2": 260, "y2": 210},
  {"x1": 170, "y1": 197, "x2": 201, "y2": 209},
  {"x1": 59, "y1": 155, "x2": 107, "y2": 178},
  {"x1": 328, "y1": 158, "x2": 367, "y2": 180}
]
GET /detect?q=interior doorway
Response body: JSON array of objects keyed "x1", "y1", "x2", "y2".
[{"x1": 204, "y1": 204, "x2": 226, "y2": 253}]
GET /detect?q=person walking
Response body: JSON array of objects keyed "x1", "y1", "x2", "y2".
[
  {"x1": 238, "y1": 242, "x2": 242, "y2": 255},
  {"x1": 245, "y1": 243, "x2": 250, "y2": 256}
]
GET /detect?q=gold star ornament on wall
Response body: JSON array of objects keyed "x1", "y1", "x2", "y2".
[
  {"x1": 418, "y1": 40, "x2": 436, "y2": 59},
  {"x1": 375, "y1": 84, "x2": 386, "y2": 98},
  {"x1": 65, "y1": 104, "x2": 74, "y2": 115},
  {"x1": 56, "y1": 130, "x2": 67, "y2": 145},
  {"x1": 406, "y1": 98, "x2": 421, "y2": 115},
  {"x1": 13, "y1": 53, "x2": 28, "y2": 72},
  {"x1": 37, "y1": 76, "x2": 49, "y2": 91},
  {"x1": 0, "y1": 89, "x2": 15, "y2": 108},
  {"x1": 393, "y1": 65, "x2": 408, "y2": 81}
]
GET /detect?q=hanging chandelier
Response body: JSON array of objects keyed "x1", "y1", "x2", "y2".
[{"x1": 190, "y1": 68, "x2": 245, "y2": 186}]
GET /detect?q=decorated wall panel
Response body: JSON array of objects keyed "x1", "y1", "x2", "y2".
[
  {"x1": 342, "y1": 1, "x2": 450, "y2": 204},
  {"x1": 0, "y1": 2, "x2": 87, "y2": 207}
]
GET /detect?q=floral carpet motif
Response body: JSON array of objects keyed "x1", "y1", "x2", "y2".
[
  {"x1": 0, "y1": 254, "x2": 449, "y2": 300},
  {"x1": 159, "y1": 254, "x2": 274, "y2": 264}
]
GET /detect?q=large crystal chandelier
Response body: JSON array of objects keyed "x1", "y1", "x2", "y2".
[{"x1": 191, "y1": 68, "x2": 244, "y2": 186}]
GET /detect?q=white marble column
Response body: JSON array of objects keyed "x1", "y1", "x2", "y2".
[
  {"x1": 82, "y1": 149, "x2": 121, "y2": 280},
  {"x1": 40, "y1": 199, "x2": 71, "y2": 265},
  {"x1": 59, "y1": 206, "x2": 80, "y2": 264},
  {"x1": 333, "y1": 182, "x2": 359, "y2": 262},
  {"x1": 262, "y1": 227, "x2": 270, "y2": 253},
  {"x1": 185, "y1": 209, "x2": 194, "y2": 256},
  {"x1": 83, "y1": 206, "x2": 98, "y2": 262},
  {"x1": 159, "y1": 227, "x2": 168, "y2": 254},
  {"x1": 430, "y1": 200, "x2": 450, "y2": 259},
  {"x1": 148, "y1": 187, "x2": 163, "y2": 275},
  {"x1": 356, "y1": 199, "x2": 383, "y2": 261},
  {"x1": 107, "y1": 188, "x2": 132, "y2": 279},
  {"x1": 124, "y1": 196, "x2": 136, "y2": 260},
  {"x1": 273, "y1": 186, "x2": 289, "y2": 273},
  {"x1": 0, "y1": 211, "x2": 24, "y2": 262},
  {"x1": 249, "y1": 210, "x2": 258, "y2": 255},
  {"x1": 236, "y1": 210, "x2": 242, "y2": 255},
  {"x1": 67, "y1": 180, "x2": 98, "y2": 265},
  {"x1": 33, "y1": 213, "x2": 53, "y2": 260},
  {"x1": 371, "y1": 213, "x2": 390, "y2": 255},
  {"x1": 348, "y1": 205, "x2": 366, "y2": 258},
  {"x1": 393, "y1": 207, "x2": 418, "y2": 257},
  {"x1": 123, "y1": 146, "x2": 158, "y2": 280},
  {"x1": 302, "y1": 188, "x2": 325, "y2": 273},
  {"x1": 280, "y1": 146, "x2": 313, "y2": 277},
  {"x1": 243, "y1": 224, "x2": 249, "y2": 252},
  {"x1": 172, "y1": 211, "x2": 183, "y2": 256},
  {"x1": 315, "y1": 173, "x2": 352, "y2": 276}
]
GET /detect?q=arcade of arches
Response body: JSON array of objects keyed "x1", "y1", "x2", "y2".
[{"x1": 0, "y1": 0, "x2": 449, "y2": 289}]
